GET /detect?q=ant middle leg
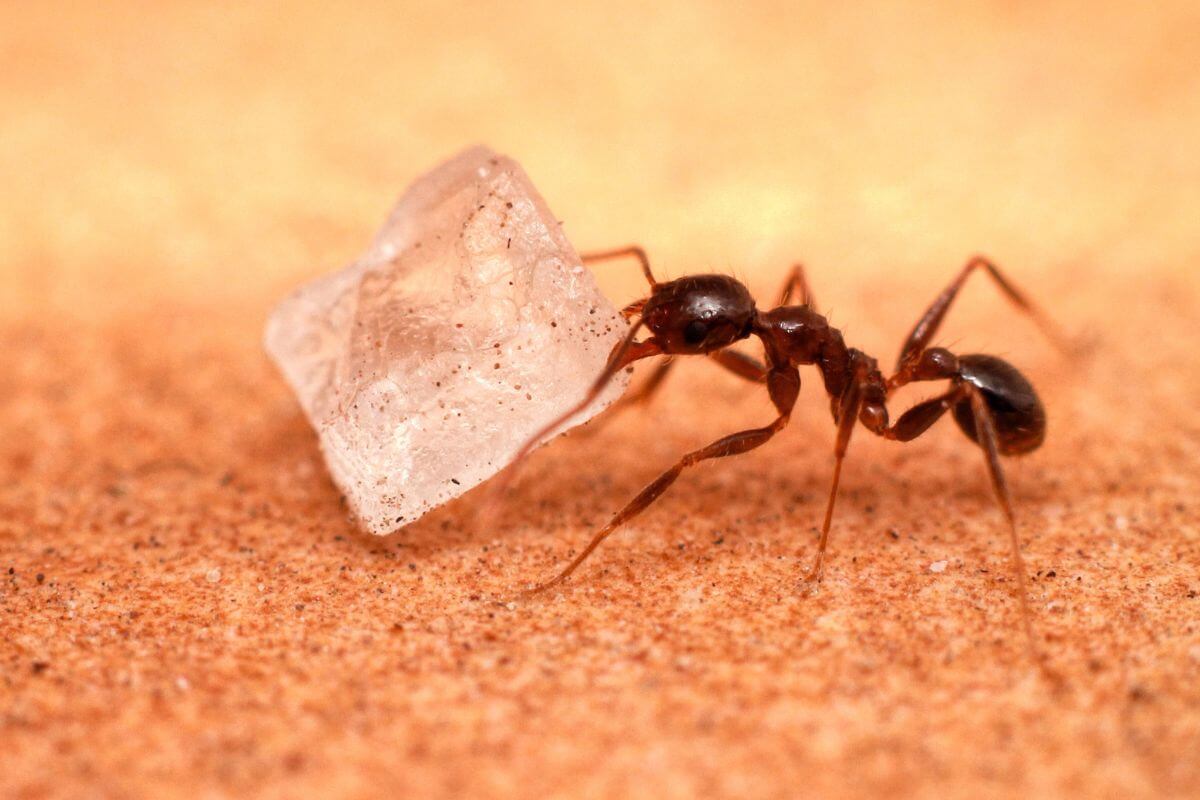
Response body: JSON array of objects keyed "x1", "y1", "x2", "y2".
[
  {"x1": 523, "y1": 366, "x2": 800, "y2": 595},
  {"x1": 891, "y1": 255, "x2": 1067, "y2": 386}
]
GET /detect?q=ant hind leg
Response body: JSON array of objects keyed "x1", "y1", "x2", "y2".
[
  {"x1": 963, "y1": 385, "x2": 1044, "y2": 668},
  {"x1": 879, "y1": 378, "x2": 1051, "y2": 672}
]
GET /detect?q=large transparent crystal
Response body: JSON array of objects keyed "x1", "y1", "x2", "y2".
[{"x1": 265, "y1": 147, "x2": 629, "y2": 533}]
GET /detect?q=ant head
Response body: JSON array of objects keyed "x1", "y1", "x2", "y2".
[{"x1": 641, "y1": 274, "x2": 756, "y2": 354}]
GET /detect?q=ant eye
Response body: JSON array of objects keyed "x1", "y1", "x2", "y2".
[{"x1": 683, "y1": 320, "x2": 709, "y2": 345}]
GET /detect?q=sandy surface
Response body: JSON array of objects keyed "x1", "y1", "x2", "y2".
[{"x1": 3, "y1": 3, "x2": 1199, "y2": 798}]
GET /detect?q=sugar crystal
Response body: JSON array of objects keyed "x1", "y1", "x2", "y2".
[{"x1": 265, "y1": 147, "x2": 628, "y2": 533}]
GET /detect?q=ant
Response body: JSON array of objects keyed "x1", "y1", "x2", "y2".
[{"x1": 492, "y1": 246, "x2": 1067, "y2": 662}]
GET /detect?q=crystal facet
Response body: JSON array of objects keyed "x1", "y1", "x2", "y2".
[{"x1": 265, "y1": 146, "x2": 629, "y2": 533}]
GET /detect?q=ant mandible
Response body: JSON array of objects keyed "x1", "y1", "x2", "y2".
[{"x1": 494, "y1": 245, "x2": 1066, "y2": 660}]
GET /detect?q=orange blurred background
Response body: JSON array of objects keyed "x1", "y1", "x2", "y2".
[
  {"x1": 4, "y1": 3, "x2": 1200, "y2": 798},
  {"x1": 5, "y1": 1, "x2": 1199, "y2": 321}
]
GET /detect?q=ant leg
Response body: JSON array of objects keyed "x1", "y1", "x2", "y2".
[
  {"x1": 883, "y1": 389, "x2": 959, "y2": 442},
  {"x1": 524, "y1": 367, "x2": 800, "y2": 594},
  {"x1": 892, "y1": 255, "x2": 1068, "y2": 381},
  {"x1": 620, "y1": 298, "x2": 646, "y2": 321},
  {"x1": 709, "y1": 349, "x2": 768, "y2": 382},
  {"x1": 581, "y1": 245, "x2": 658, "y2": 288},
  {"x1": 618, "y1": 349, "x2": 766, "y2": 409},
  {"x1": 607, "y1": 358, "x2": 676, "y2": 411},
  {"x1": 623, "y1": 350, "x2": 766, "y2": 410},
  {"x1": 777, "y1": 263, "x2": 815, "y2": 307},
  {"x1": 804, "y1": 382, "x2": 862, "y2": 584},
  {"x1": 586, "y1": 349, "x2": 768, "y2": 437},
  {"x1": 616, "y1": 349, "x2": 766, "y2": 415},
  {"x1": 963, "y1": 385, "x2": 1042, "y2": 665},
  {"x1": 480, "y1": 320, "x2": 662, "y2": 518}
]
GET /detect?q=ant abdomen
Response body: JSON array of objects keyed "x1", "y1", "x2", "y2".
[{"x1": 952, "y1": 354, "x2": 1046, "y2": 455}]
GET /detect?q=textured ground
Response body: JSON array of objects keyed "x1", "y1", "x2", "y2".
[{"x1": 3, "y1": 3, "x2": 1200, "y2": 798}]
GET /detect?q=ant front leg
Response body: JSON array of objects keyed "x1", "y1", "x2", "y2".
[
  {"x1": 625, "y1": 348, "x2": 767, "y2": 406},
  {"x1": 620, "y1": 298, "x2": 647, "y2": 321},
  {"x1": 891, "y1": 255, "x2": 1066, "y2": 390},
  {"x1": 595, "y1": 348, "x2": 767, "y2": 423},
  {"x1": 709, "y1": 349, "x2": 768, "y2": 382},
  {"x1": 612, "y1": 358, "x2": 676, "y2": 408},
  {"x1": 523, "y1": 366, "x2": 800, "y2": 595},
  {"x1": 604, "y1": 348, "x2": 767, "y2": 422},
  {"x1": 581, "y1": 245, "x2": 658, "y2": 289},
  {"x1": 479, "y1": 320, "x2": 662, "y2": 521}
]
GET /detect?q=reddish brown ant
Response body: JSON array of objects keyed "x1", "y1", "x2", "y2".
[{"x1": 494, "y1": 246, "x2": 1067, "y2": 662}]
